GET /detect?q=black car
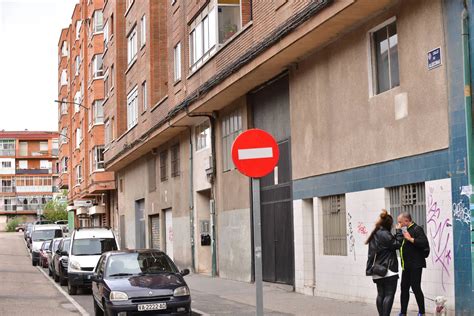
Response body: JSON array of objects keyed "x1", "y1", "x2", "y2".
[
  {"x1": 48, "y1": 238, "x2": 63, "y2": 277},
  {"x1": 91, "y1": 250, "x2": 191, "y2": 315},
  {"x1": 53, "y1": 238, "x2": 70, "y2": 286}
]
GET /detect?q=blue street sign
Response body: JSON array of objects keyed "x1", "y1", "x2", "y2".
[{"x1": 428, "y1": 47, "x2": 442, "y2": 70}]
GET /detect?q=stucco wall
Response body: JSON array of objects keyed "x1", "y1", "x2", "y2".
[{"x1": 290, "y1": 0, "x2": 449, "y2": 180}]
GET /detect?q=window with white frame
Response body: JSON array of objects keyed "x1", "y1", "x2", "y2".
[
  {"x1": 75, "y1": 164, "x2": 82, "y2": 184},
  {"x1": 105, "y1": 119, "x2": 111, "y2": 146},
  {"x1": 174, "y1": 42, "x2": 181, "y2": 82},
  {"x1": 141, "y1": 15, "x2": 146, "y2": 47},
  {"x1": 61, "y1": 70, "x2": 68, "y2": 86},
  {"x1": 370, "y1": 18, "x2": 399, "y2": 95},
  {"x1": 92, "y1": 100, "x2": 104, "y2": 124},
  {"x1": 61, "y1": 98, "x2": 68, "y2": 115},
  {"x1": 61, "y1": 157, "x2": 68, "y2": 173},
  {"x1": 59, "y1": 127, "x2": 68, "y2": 145},
  {"x1": 104, "y1": 70, "x2": 109, "y2": 97},
  {"x1": 195, "y1": 121, "x2": 210, "y2": 151},
  {"x1": 61, "y1": 41, "x2": 68, "y2": 56},
  {"x1": 127, "y1": 27, "x2": 138, "y2": 65},
  {"x1": 127, "y1": 87, "x2": 138, "y2": 129},
  {"x1": 40, "y1": 141, "x2": 48, "y2": 152},
  {"x1": 217, "y1": 0, "x2": 241, "y2": 44},
  {"x1": 74, "y1": 92, "x2": 81, "y2": 112},
  {"x1": 142, "y1": 81, "x2": 147, "y2": 111},
  {"x1": 0, "y1": 140, "x2": 15, "y2": 156},
  {"x1": 75, "y1": 55, "x2": 80, "y2": 75},
  {"x1": 76, "y1": 20, "x2": 82, "y2": 40},
  {"x1": 92, "y1": 54, "x2": 104, "y2": 78},
  {"x1": 104, "y1": 20, "x2": 109, "y2": 47},
  {"x1": 1, "y1": 161, "x2": 12, "y2": 168},
  {"x1": 76, "y1": 128, "x2": 82, "y2": 149},
  {"x1": 93, "y1": 10, "x2": 104, "y2": 33},
  {"x1": 92, "y1": 146, "x2": 105, "y2": 171},
  {"x1": 222, "y1": 109, "x2": 242, "y2": 171},
  {"x1": 40, "y1": 160, "x2": 50, "y2": 170},
  {"x1": 52, "y1": 139, "x2": 59, "y2": 156},
  {"x1": 18, "y1": 160, "x2": 28, "y2": 169},
  {"x1": 322, "y1": 194, "x2": 348, "y2": 256}
]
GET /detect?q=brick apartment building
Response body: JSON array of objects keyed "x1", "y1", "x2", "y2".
[
  {"x1": 59, "y1": 0, "x2": 474, "y2": 312},
  {"x1": 0, "y1": 131, "x2": 59, "y2": 230},
  {"x1": 57, "y1": 0, "x2": 115, "y2": 229}
]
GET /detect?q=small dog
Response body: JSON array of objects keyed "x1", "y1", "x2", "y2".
[{"x1": 435, "y1": 296, "x2": 447, "y2": 316}]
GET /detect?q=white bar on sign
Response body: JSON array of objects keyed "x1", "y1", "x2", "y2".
[{"x1": 238, "y1": 147, "x2": 273, "y2": 160}]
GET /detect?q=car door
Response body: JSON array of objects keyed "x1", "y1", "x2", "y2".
[
  {"x1": 55, "y1": 240, "x2": 64, "y2": 274},
  {"x1": 93, "y1": 255, "x2": 106, "y2": 304}
]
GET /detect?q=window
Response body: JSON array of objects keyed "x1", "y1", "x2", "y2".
[
  {"x1": 370, "y1": 19, "x2": 399, "y2": 95},
  {"x1": 189, "y1": 7, "x2": 217, "y2": 71},
  {"x1": 59, "y1": 127, "x2": 68, "y2": 145},
  {"x1": 127, "y1": 27, "x2": 138, "y2": 64},
  {"x1": 92, "y1": 100, "x2": 104, "y2": 124},
  {"x1": 61, "y1": 41, "x2": 68, "y2": 56},
  {"x1": 0, "y1": 140, "x2": 15, "y2": 156},
  {"x1": 40, "y1": 160, "x2": 50, "y2": 170},
  {"x1": 60, "y1": 70, "x2": 68, "y2": 86},
  {"x1": 61, "y1": 99, "x2": 68, "y2": 115},
  {"x1": 92, "y1": 54, "x2": 104, "y2": 78},
  {"x1": 195, "y1": 121, "x2": 210, "y2": 151},
  {"x1": 142, "y1": 81, "x2": 147, "y2": 111},
  {"x1": 74, "y1": 92, "x2": 81, "y2": 112},
  {"x1": 105, "y1": 119, "x2": 111, "y2": 146},
  {"x1": 52, "y1": 139, "x2": 59, "y2": 156},
  {"x1": 104, "y1": 20, "x2": 109, "y2": 47},
  {"x1": 141, "y1": 15, "x2": 146, "y2": 47},
  {"x1": 127, "y1": 87, "x2": 139, "y2": 129},
  {"x1": 110, "y1": 64, "x2": 115, "y2": 88},
  {"x1": 92, "y1": 146, "x2": 105, "y2": 171},
  {"x1": 110, "y1": 14, "x2": 114, "y2": 37},
  {"x1": 171, "y1": 144, "x2": 180, "y2": 177},
  {"x1": 160, "y1": 150, "x2": 168, "y2": 182},
  {"x1": 147, "y1": 157, "x2": 156, "y2": 192},
  {"x1": 322, "y1": 194, "x2": 347, "y2": 256},
  {"x1": 217, "y1": 0, "x2": 241, "y2": 44},
  {"x1": 93, "y1": 10, "x2": 104, "y2": 33},
  {"x1": 76, "y1": 128, "x2": 82, "y2": 149},
  {"x1": 174, "y1": 42, "x2": 181, "y2": 82},
  {"x1": 222, "y1": 109, "x2": 242, "y2": 171},
  {"x1": 1, "y1": 161, "x2": 11, "y2": 168},
  {"x1": 75, "y1": 55, "x2": 80, "y2": 75},
  {"x1": 104, "y1": 70, "x2": 109, "y2": 97},
  {"x1": 75, "y1": 20, "x2": 82, "y2": 40},
  {"x1": 389, "y1": 183, "x2": 426, "y2": 231},
  {"x1": 61, "y1": 157, "x2": 68, "y2": 173},
  {"x1": 40, "y1": 141, "x2": 48, "y2": 152},
  {"x1": 76, "y1": 164, "x2": 82, "y2": 184},
  {"x1": 18, "y1": 160, "x2": 28, "y2": 169},
  {"x1": 19, "y1": 142, "x2": 28, "y2": 156}
]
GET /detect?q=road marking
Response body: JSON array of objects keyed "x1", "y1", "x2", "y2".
[
  {"x1": 23, "y1": 238, "x2": 89, "y2": 316},
  {"x1": 192, "y1": 308, "x2": 211, "y2": 316},
  {"x1": 238, "y1": 147, "x2": 273, "y2": 160}
]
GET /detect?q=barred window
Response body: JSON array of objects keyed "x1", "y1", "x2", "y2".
[
  {"x1": 388, "y1": 183, "x2": 426, "y2": 231},
  {"x1": 322, "y1": 194, "x2": 347, "y2": 256},
  {"x1": 171, "y1": 144, "x2": 180, "y2": 177},
  {"x1": 160, "y1": 150, "x2": 168, "y2": 182},
  {"x1": 222, "y1": 109, "x2": 242, "y2": 171}
]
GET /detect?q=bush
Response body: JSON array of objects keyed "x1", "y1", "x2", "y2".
[
  {"x1": 43, "y1": 199, "x2": 68, "y2": 223},
  {"x1": 6, "y1": 218, "x2": 20, "y2": 232}
]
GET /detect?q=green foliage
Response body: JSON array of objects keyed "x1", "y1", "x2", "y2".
[
  {"x1": 43, "y1": 199, "x2": 68, "y2": 223},
  {"x1": 6, "y1": 217, "x2": 20, "y2": 232}
]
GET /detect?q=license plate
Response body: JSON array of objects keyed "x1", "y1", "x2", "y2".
[{"x1": 137, "y1": 303, "x2": 167, "y2": 311}]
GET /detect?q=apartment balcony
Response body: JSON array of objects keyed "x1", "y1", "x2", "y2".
[
  {"x1": 16, "y1": 186, "x2": 53, "y2": 193},
  {"x1": 0, "y1": 187, "x2": 15, "y2": 193},
  {"x1": 18, "y1": 151, "x2": 52, "y2": 158},
  {"x1": 16, "y1": 169, "x2": 52, "y2": 175},
  {"x1": 0, "y1": 150, "x2": 15, "y2": 157}
]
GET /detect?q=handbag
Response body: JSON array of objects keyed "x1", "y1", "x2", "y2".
[{"x1": 371, "y1": 253, "x2": 388, "y2": 277}]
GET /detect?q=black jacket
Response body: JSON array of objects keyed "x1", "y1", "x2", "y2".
[
  {"x1": 400, "y1": 223, "x2": 429, "y2": 270},
  {"x1": 366, "y1": 228, "x2": 404, "y2": 276}
]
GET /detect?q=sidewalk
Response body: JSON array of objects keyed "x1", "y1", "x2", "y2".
[{"x1": 187, "y1": 274, "x2": 382, "y2": 316}]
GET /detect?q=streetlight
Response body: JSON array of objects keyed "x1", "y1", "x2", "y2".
[{"x1": 54, "y1": 99, "x2": 89, "y2": 111}]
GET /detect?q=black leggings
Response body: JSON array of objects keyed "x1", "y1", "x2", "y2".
[
  {"x1": 400, "y1": 268, "x2": 425, "y2": 314},
  {"x1": 375, "y1": 276, "x2": 398, "y2": 316}
]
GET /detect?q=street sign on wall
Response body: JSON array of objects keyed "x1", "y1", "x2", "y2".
[
  {"x1": 428, "y1": 47, "x2": 442, "y2": 70},
  {"x1": 231, "y1": 129, "x2": 280, "y2": 178},
  {"x1": 73, "y1": 200, "x2": 93, "y2": 207}
]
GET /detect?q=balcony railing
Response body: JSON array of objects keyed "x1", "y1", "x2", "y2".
[
  {"x1": 0, "y1": 150, "x2": 15, "y2": 156},
  {"x1": 16, "y1": 169, "x2": 52, "y2": 175},
  {"x1": 0, "y1": 187, "x2": 15, "y2": 193}
]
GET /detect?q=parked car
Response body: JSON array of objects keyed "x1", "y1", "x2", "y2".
[
  {"x1": 24, "y1": 223, "x2": 33, "y2": 240},
  {"x1": 39, "y1": 240, "x2": 52, "y2": 268},
  {"x1": 67, "y1": 227, "x2": 118, "y2": 295},
  {"x1": 25, "y1": 223, "x2": 34, "y2": 248},
  {"x1": 15, "y1": 223, "x2": 26, "y2": 232},
  {"x1": 48, "y1": 238, "x2": 63, "y2": 277},
  {"x1": 55, "y1": 220, "x2": 69, "y2": 233},
  {"x1": 34, "y1": 220, "x2": 52, "y2": 225},
  {"x1": 53, "y1": 237, "x2": 70, "y2": 286},
  {"x1": 30, "y1": 225, "x2": 63, "y2": 266},
  {"x1": 92, "y1": 249, "x2": 191, "y2": 315}
]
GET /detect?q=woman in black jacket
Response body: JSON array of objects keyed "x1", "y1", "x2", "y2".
[{"x1": 366, "y1": 210, "x2": 404, "y2": 316}]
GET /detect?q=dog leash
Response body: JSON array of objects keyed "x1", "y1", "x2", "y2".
[{"x1": 409, "y1": 290, "x2": 436, "y2": 302}]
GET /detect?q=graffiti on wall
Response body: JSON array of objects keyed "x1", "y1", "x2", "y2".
[
  {"x1": 347, "y1": 212, "x2": 356, "y2": 261},
  {"x1": 452, "y1": 200, "x2": 471, "y2": 226},
  {"x1": 357, "y1": 222, "x2": 369, "y2": 236},
  {"x1": 427, "y1": 187, "x2": 453, "y2": 292}
]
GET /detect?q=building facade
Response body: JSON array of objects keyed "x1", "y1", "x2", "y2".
[
  {"x1": 57, "y1": 0, "x2": 115, "y2": 230},
  {"x1": 59, "y1": 0, "x2": 474, "y2": 313},
  {"x1": 0, "y1": 131, "x2": 59, "y2": 230}
]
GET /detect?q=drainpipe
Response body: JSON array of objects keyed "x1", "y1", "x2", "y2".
[
  {"x1": 186, "y1": 109, "x2": 218, "y2": 277},
  {"x1": 462, "y1": 6, "x2": 474, "y2": 289},
  {"x1": 168, "y1": 124, "x2": 196, "y2": 272}
]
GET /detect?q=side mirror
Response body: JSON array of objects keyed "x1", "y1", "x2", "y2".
[
  {"x1": 60, "y1": 251, "x2": 68, "y2": 257},
  {"x1": 56, "y1": 249, "x2": 61, "y2": 255},
  {"x1": 91, "y1": 273, "x2": 102, "y2": 282},
  {"x1": 180, "y1": 269, "x2": 190, "y2": 276}
]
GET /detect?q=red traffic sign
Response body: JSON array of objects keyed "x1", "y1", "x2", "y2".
[{"x1": 231, "y1": 129, "x2": 279, "y2": 178}]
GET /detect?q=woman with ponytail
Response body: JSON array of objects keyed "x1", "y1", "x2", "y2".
[{"x1": 366, "y1": 209, "x2": 404, "y2": 316}]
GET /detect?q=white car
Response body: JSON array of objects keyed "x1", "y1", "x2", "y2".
[
  {"x1": 67, "y1": 227, "x2": 118, "y2": 295},
  {"x1": 31, "y1": 224, "x2": 63, "y2": 266}
]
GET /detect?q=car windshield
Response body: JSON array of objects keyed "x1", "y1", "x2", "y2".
[
  {"x1": 41, "y1": 241, "x2": 51, "y2": 250},
  {"x1": 62, "y1": 239, "x2": 70, "y2": 253},
  {"x1": 32, "y1": 230, "x2": 62, "y2": 241},
  {"x1": 106, "y1": 252, "x2": 178, "y2": 277},
  {"x1": 72, "y1": 238, "x2": 117, "y2": 256}
]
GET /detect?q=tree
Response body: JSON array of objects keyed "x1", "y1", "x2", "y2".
[{"x1": 43, "y1": 199, "x2": 68, "y2": 223}]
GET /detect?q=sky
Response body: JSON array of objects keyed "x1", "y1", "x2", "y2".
[{"x1": 0, "y1": 0, "x2": 78, "y2": 132}]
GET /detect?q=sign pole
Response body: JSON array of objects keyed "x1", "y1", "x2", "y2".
[{"x1": 252, "y1": 177, "x2": 264, "y2": 316}]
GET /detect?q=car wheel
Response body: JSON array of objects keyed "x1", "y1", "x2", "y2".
[
  {"x1": 68, "y1": 281, "x2": 77, "y2": 295},
  {"x1": 18, "y1": 229, "x2": 24, "y2": 232},
  {"x1": 59, "y1": 270, "x2": 67, "y2": 286},
  {"x1": 32, "y1": 259, "x2": 37, "y2": 266},
  {"x1": 54, "y1": 271, "x2": 60, "y2": 283},
  {"x1": 48, "y1": 268, "x2": 52, "y2": 277},
  {"x1": 93, "y1": 297, "x2": 104, "y2": 316}
]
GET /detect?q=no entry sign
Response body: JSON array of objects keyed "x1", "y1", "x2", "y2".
[{"x1": 231, "y1": 129, "x2": 279, "y2": 178}]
